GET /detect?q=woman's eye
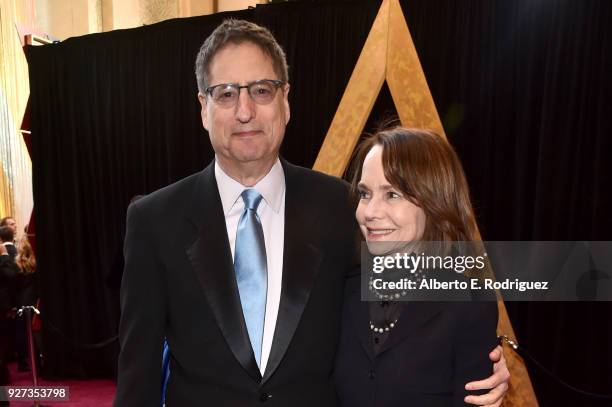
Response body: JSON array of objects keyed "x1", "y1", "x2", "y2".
[
  {"x1": 388, "y1": 191, "x2": 401, "y2": 199},
  {"x1": 358, "y1": 190, "x2": 370, "y2": 199}
]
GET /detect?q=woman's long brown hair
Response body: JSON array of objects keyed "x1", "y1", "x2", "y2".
[
  {"x1": 351, "y1": 127, "x2": 480, "y2": 242},
  {"x1": 16, "y1": 238, "x2": 37, "y2": 275}
]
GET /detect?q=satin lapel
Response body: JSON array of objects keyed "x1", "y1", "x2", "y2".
[
  {"x1": 377, "y1": 301, "x2": 444, "y2": 357},
  {"x1": 262, "y1": 160, "x2": 323, "y2": 384},
  {"x1": 184, "y1": 162, "x2": 261, "y2": 382},
  {"x1": 347, "y1": 278, "x2": 376, "y2": 362}
]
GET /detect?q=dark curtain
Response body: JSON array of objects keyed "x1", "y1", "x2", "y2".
[
  {"x1": 397, "y1": 2, "x2": 612, "y2": 406},
  {"x1": 26, "y1": 1, "x2": 611, "y2": 405}
]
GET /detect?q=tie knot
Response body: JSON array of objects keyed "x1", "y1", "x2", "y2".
[{"x1": 241, "y1": 189, "x2": 263, "y2": 211}]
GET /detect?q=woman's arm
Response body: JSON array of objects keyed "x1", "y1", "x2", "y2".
[{"x1": 453, "y1": 300, "x2": 500, "y2": 406}]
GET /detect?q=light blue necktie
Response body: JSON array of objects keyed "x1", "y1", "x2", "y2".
[{"x1": 234, "y1": 189, "x2": 268, "y2": 368}]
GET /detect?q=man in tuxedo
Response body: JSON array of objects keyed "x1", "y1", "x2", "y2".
[{"x1": 115, "y1": 19, "x2": 509, "y2": 406}]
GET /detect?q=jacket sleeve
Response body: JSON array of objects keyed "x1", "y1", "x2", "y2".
[
  {"x1": 114, "y1": 201, "x2": 166, "y2": 407},
  {"x1": 452, "y1": 300, "x2": 499, "y2": 406}
]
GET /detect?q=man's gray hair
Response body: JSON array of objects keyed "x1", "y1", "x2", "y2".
[{"x1": 195, "y1": 19, "x2": 289, "y2": 94}]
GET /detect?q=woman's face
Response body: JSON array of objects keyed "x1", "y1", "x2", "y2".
[{"x1": 356, "y1": 145, "x2": 426, "y2": 253}]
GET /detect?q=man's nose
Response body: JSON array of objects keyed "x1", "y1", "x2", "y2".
[{"x1": 235, "y1": 88, "x2": 255, "y2": 123}]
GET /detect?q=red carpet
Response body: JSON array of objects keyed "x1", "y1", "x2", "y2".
[{"x1": 6, "y1": 363, "x2": 116, "y2": 406}]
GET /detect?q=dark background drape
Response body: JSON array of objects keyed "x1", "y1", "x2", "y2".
[{"x1": 25, "y1": 1, "x2": 612, "y2": 405}]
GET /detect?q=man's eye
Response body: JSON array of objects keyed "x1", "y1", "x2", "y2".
[
  {"x1": 254, "y1": 86, "x2": 272, "y2": 95},
  {"x1": 213, "y1": 86, "x2": 236, "y2": 100}
]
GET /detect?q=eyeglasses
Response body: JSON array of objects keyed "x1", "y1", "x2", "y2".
[{"x1": 204, "y1": 79, "x2": 285, "y2": 108}]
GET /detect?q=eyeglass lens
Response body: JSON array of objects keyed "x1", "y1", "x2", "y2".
[{"x1": 211, "y1": 81, "x2": 280, "y2": 106}]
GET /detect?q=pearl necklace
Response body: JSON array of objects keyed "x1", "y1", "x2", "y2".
[
  {"x1": 369, "y1": 318, "x2": 398, "y2": 333},
  {"x1": 368, "y1": 268, "x2": 423, "y2": 300}
]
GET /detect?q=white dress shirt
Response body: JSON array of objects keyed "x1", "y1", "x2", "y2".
[{"x1": 214, "y1": 158, "x2": 285, "y2": 374}]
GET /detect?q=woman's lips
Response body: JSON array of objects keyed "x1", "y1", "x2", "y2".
[{"x1": 366, "y1": 228, "x2": 395, "y2": 240}]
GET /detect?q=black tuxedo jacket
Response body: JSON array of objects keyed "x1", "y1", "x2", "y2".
[
  {"x1": 335, "y1": 275, "x2": 498, "y2": 407},
  {"x1": 3, "y1": 243, "x2": 16, "y2": 260},
  {"x1": 0, "y1": 255, "x2": 18, "y2": 314},
  {"x1": 115, "y1": 160, "x2": 359, "y2": 406}
]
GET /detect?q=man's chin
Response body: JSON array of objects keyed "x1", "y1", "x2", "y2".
[
  {"x1": 225, "y1": 149, "x2": 277, "y2": 167},
  {"x1": 236, "y1": 152, "x2": 269, "y2": 163}
]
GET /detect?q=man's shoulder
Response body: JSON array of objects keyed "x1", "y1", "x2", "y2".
[
  {"x1": 282, "y1": 161, "x2": 357, "y2": 230},
  {"x1": 128, "y1": 169, "x2": 206, "y2": 218},
  {"x1": 282, "y1": 160, "x2": 350, "y2": 194}
]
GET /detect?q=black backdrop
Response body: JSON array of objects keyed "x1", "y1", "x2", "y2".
[{"x1": 25, "y1": 1, "x2": 612, "y2": 405}]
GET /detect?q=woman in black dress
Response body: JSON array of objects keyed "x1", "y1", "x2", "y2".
[{"x1": 335, "y1": 127, "x2": 499, "y2": 406}]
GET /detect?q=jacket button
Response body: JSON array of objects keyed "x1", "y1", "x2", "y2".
[
  {"x1": 259, "y1": 392, "x2": 272, "y2": 402},
  {"x1": 368, "y1": 370, "x2": 375, "y2": 379}
]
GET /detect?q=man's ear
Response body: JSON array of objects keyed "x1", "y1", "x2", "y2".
[
  {"x1": 198, "y1": 92, "x2": 209, "y2": 130},
  {"x1": 283, "y1": 84, "x2": 291, "y2": 125}
]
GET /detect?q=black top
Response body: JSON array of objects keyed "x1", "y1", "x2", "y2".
[
  {"x1": 369, "y1": 301, "x2": 405, "y2": 354},
  {"x1": 335, "y1": 274, "x2": 498, "y2": 407}
]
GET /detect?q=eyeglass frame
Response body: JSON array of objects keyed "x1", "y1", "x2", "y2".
[{"x1": 204, "y1": 79, "x2": 286, "y2": 106}]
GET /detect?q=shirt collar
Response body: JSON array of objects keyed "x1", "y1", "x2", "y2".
[{"x1": 214, "y1": 157, "x2": 285, "y2": 215}]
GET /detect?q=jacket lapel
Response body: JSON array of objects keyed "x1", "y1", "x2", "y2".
[
  {"x1": 347, "y1": 279, "x2": 376, "y2": 362},
  {"x1": 376, "y1": 301, "x2": 444, "y2": 356},
  {"x1": 184, "y1": 162, "x2": 261, "y2": 382},
  {"x1": 346, "y1": 275, "x2": 445, "y2": 360},
  {"x1": 262, "y1": 160, "x2": 323, "y2": 384}
]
